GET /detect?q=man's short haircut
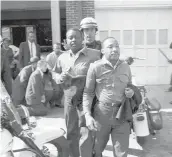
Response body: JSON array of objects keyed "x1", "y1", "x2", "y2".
[
  {"x1": 101, "y1": 37, "x2": 119, "y2": 48},
  {"x1": 37, "y1": 59, "x2": 47, "y2": 68},
  {"x1": 66, "y1": 28, "x2": 83, "y2": 38}
]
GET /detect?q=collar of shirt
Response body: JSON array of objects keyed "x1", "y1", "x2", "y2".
[
  {"x1": 69, "y1": 47, "x2": 87, "y2": 58},
  {"x1": 102, "y1": 56, "x2": 120, "y2": 70}
]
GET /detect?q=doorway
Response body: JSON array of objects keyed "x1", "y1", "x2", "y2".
[{"x1": 12, "y1": 27, "x2": 26, "y2": 47}]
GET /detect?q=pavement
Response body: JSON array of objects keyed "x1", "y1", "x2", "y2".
[
  {"x1": 103, "y1": 85, "x2": 172, "y2": 157},
  {"x1": 47, "y1": 85, "x2": 172, "y2": 157},
  {"x1": 41, "y1": 53, "x2": 172, "y2": 156}
]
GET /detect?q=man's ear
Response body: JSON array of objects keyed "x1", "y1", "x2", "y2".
[{"x1": 101, "y1": 48, "x2": 105, "y2": 55}]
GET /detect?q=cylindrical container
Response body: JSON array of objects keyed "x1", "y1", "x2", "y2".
[{"x1": 133, "y1": 112, "x2": 150, "y2": 137}]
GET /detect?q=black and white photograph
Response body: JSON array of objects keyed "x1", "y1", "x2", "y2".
[{"x1": 0, "y1": 0, "x2": 172, "y2": 157}]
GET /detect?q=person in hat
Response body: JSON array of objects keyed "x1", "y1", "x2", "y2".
[
  {"x1": 12, "y1": 56, "x2": 39, "y2": 106},
  {"x1": 80, "y1": 17, "x2": 101, "y2": 51},
  {"x1": 79, "y1": 17, "x2": 102, "y2": 157}
]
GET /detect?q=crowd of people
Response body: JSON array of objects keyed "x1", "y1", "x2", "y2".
[{"x1": 2, "y1": 16, "x2": 167, "y2": 157}]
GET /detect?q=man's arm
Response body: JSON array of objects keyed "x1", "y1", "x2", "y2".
[
  {"x1": 19, "y1": 42, "x2": 24, "y2": 69},
  {"x1": 83, "y1": 63, "x2": 96, "y2": 116}
]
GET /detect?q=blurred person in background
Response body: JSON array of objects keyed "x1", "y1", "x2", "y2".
[
  {"x1": 46, "y1": 42, "x2": 63, "y2": 70},
  {"x1": 80, "y1": 17, "x2": 101, "y2": 51},
  {"x1": 1, "y1": 36, "x2": 12, "y2": 95},
  {"x1": 19, "y1": 31, "x2": 40, "y2": 69},
  {"x1": 12, "y1": 57, "x2": 39, "y2": 106},
  {"x1": 79, "y1": 17, "x2": 102, "y2": 157}
]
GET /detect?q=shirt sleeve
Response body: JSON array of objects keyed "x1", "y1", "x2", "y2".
[{"x1": 83, "y1": 63, "x2": 96, "y2": 115}]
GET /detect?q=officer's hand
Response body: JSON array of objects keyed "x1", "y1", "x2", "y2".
[
  {"x1": 125, "y1": 88, "x2": 134, "y2": 98},
  {"x1": 85, "y1": 114, "x2": 99, "y2": 131},
  {"x1": 126, "y1": 57, "x2": 134, "y2": 65}
]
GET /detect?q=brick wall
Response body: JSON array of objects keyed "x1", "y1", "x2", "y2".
[
  {"x1": 82, "y1": 1, "x2": 95, "y2": 18},
  {"x1": 66, "y1": 0, "x2": 95, "y2": 30}
]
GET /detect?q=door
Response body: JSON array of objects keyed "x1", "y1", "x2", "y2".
[
  {"x1": 96, "y1": 8, "x2": 172, "y2": 85},
  {"x1": 12, "y1": 27, "x2": 26, "y2": 47}
]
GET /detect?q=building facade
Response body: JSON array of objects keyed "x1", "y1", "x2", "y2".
[{"x1": 1, "y1": 0, "x2": 172, "y2": 85}]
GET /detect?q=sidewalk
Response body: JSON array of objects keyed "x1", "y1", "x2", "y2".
[
  {"x1": 47, "y1": 85, "x2": 172, "y2": 157},
  {"x1": 103, "y1": 85, "x2": 172, "y2": 157}
]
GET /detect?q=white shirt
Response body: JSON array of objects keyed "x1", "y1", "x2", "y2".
[{"x1": 28, "y1": 40, "x2": 36, "y2": 58}]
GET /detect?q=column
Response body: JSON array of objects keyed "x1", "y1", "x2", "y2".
[{"x1": 51, "y1": 0, "x2": 61, "y2": 44}]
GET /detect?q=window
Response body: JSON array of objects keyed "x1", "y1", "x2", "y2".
[
  {"x1": 99, "y1": 31, "x2": 108, "y2": 41},
  {"x1": 123, "y1": 30, "x2": 132, "y2": 45},
  {"x1": 147, "y1": 29, "x2": 156, "y2": 45},
  {"x1": 159, "y1": 29, "x2": 168, "y2": 44},
  {"x1": 135, "y1": 30, "x2": 144, "y2": 45},
  {"x1": 111, "y1": 30, "x2": 120, "y2": 44}
]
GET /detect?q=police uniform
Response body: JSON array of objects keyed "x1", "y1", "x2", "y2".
[
  {"x1": 86, "y1": 40, "x2": 101, "y2": 51},
  {"x1": 79, "y1": 17, "x2": 102, "y2": 157}
]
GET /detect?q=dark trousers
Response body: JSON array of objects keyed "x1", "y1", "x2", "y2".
[
  {"x1": 93, "y1": 102, "x2": 130, "y2": 157},
  {"x1": 64, "y1": 88, "x2": 93, "y2": 157}
]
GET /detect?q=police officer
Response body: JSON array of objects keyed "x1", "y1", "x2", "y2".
[
  {"x1": 79, "y1": 17, "x2": 102, "y2": 157},
  {"x1": 80, "y1": 17, "x2": 101, "y2": 51}
]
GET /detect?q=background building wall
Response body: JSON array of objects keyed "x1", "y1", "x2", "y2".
[{"x1": 66, "y1": 0, "x2": 95, "y2": 30}]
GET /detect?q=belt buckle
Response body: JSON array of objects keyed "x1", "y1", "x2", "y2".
[{"x1": 112, "y1": 103, "x2": 115, "y2": 106}]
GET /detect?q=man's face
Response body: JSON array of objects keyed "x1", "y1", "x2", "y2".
[
  {"x1": 102, "y1": 38, "x2": 120, "y2": 62},
  {"x1": 28, "y1": 33, "x2": 35, "y2": 43},
  {"x1": 53, "y1": 44, "x2": 61, "y2": 54},
  {"x1": 66, "y1": 30, "x2": 83, "y2": 53},
  {"x1": 83, "y1": 27, "x2": 96, "y2": 44}
]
